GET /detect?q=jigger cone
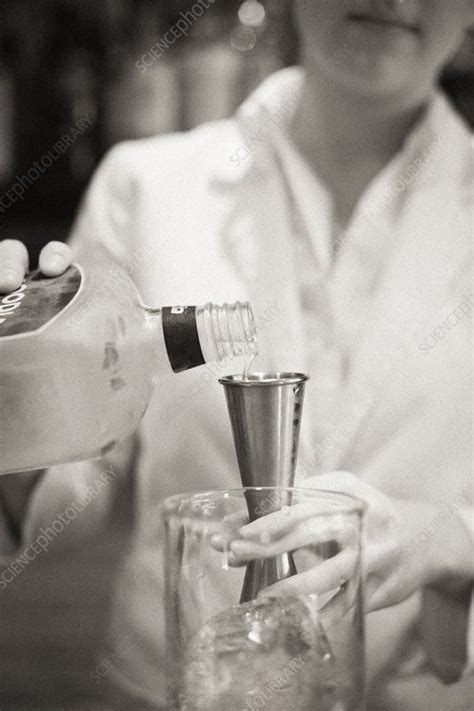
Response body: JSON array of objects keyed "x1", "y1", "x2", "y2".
[{"x1": 219, "y1": 372, "x2": 308, "y2": 603}]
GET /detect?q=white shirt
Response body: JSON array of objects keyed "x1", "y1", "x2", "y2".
[{"x1": 1, "y1": 68, "x2": 472, "y2": 710}]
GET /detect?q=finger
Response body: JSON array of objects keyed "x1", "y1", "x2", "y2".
[
  {"x1": 305, "y1": 473, "x2": 397, "y2": 532},
  {"x1": 211, "y1": 531, "x2": 241, "y2": 552},
  {"x1": 258, "y1": 549, "x2": 357, "y2": 600},
  {"x1": 304, "y1": 471, "x2": 386, "y2": 511},
  {"x1": 230, "y1": 523, "x2": 341, "y2": 563},
  {"x1": 362, "y1": 545, "x2": 399, "y2": 613},
  {"x1": 240, "y1": 502, "x2": 349, "y2": 545},
  {"x1": 39, "y1": 241, "x2": 72, "y2": 277},
  {"x1": 224, "y1": 551, "x2": 246, "y2": 568},
  {"x1": 230, "y1": 526, "x2": 319, "y2": 562},
  {"x1": 317, "y1": 580, "x2": 359, "y2": 632},
  {"x1": 239, "y1": 502, "x2": 322, "y2": 542},
  {"x1": 223, "y1": 509, "x2": 249, "y2": 531},
  {"x1": 210, "y1": 510, "x2": 249, "y2": 551},
  {"x1": 0, "y1": 240, "x2": 29, "y2": 292}
]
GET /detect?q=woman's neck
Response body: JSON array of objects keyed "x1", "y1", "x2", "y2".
[{"x1": 290, "y1": 63, "x2": 431, "y2": 226}]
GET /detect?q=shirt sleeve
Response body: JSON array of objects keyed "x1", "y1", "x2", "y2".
[
  {"x1": 0, "y1": 435, "x2": 138, "y2": 578},
  {"x1": 67, "y1": 140, "x2": 138, "y2": 266}
]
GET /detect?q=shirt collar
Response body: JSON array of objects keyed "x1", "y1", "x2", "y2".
[
  {"x1": 226, "y1": 65, "x2": 470, "y2": 185},
  {"x1": 213, "y1": 67, "x2": 472, "y2": 253}
]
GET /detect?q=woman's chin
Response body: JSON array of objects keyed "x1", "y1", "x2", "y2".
[
  {"x1": 315, "y1": 48, "x2": 419, "y2": 101},
  {"x1": 341, "y1": 64, "x2": 414, "y2": 99}
]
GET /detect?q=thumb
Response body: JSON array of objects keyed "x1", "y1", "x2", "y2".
[{"x1": 39, "y1": 241, "x2": 73, "y2": 277}]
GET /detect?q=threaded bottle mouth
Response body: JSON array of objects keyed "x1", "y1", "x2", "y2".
[{"x1": 198, "y1": 302, "x2": 258, "y2": 362}]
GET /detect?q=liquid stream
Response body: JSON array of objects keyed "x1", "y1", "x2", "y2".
[{"x1": 243, "y1": 351, "x2": 258, "y2": 380}]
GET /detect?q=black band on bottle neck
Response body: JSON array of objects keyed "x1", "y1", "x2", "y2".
[{"x1": 162, "y1": 306, "x2": 205, "y2": 373}]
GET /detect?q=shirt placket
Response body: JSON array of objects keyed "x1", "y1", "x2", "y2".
[{"x1": 276, "y1": 151, "x2": 349, "y2": 452}]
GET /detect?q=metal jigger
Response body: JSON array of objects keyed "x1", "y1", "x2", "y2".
[{"x1": 219, "y1": 373, "x2": 308, "y2": 603}]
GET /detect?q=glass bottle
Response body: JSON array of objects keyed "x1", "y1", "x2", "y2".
[{"x1": 0, "y1": 261, "x2": 257, "y2": 474}]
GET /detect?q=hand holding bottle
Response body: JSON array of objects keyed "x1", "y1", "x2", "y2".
[
  {"x1": 0, "y1": 239, "x2": 72, "y2": 293},
  {"x1": 0, "y1": 239, "x2": 73, "y2": 519},
  {"x1": 0, "y1": 248, "x2": 256, "y2": 474}
]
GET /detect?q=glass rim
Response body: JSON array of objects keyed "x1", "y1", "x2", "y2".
[
  {"x1": 219, "y1": 372, "x2": 309, "y2": 386},
  {"x1": 161, "y1": 486, "x2": 367, "y2": 517}
]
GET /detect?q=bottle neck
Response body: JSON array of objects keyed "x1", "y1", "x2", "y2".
[{"x1": 144, "y1": 302, "x2": 257, "y2": 373}]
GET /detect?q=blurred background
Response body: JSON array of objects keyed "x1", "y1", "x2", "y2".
[
  {"x1": 0, "y1": 0, "x2": 298, "y2": 266},
  {"x1": 0, "y1": 2, "x2": 473, "y2": 709},
  {"x1": 0, "y1": 0, "x2": 473, "y2": 266}
]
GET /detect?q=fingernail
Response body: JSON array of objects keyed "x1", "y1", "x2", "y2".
[
  {"x1": 258, "y1": 588, "x2": 283, "y2": 600},
  {"x1": 47, "y1": 256, "x2": 66, "y2": 271},
  {"x1": 230, "y1": 540, "x2": 247, "y2": 554},
  {"x1": 239, "y1": 526, "x2": 270, "y2": 544},
  {"x1": 0, "y1": 272, "x2": 20, "y2": 291},
  {"x1": 226, "y1": 552, "x2": 240, "y2": 567},
  {"x1": 239, "y1": 526, "x2": 254, "y2": 538}
]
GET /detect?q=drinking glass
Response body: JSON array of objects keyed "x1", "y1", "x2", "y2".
[{"x1": 161, "y1": 486, "x2": 366, "y2": 711}]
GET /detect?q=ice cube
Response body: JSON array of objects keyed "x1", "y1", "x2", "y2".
[{"x1": 180, "y1": 596, "x2": 339, "y2": 711}]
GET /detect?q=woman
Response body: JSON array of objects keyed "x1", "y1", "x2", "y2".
[{"x1": 1, "y1": 1, "x2": 473, "y2": 708}]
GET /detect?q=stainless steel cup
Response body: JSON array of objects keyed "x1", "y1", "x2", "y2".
[{"x1": 219, "y1": 373, "x2": 308, "y2": 602}]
